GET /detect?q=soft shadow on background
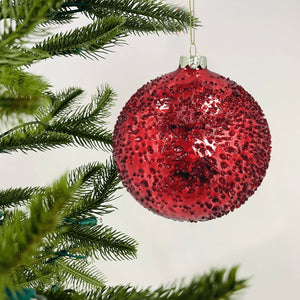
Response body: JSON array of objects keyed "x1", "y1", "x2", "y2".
[{"x1": 1, "y1": 0, "x2": 299, "y2": 299}]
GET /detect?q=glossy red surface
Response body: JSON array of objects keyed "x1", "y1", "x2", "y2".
[{"x1": 113, "y1": 66, "x2": 271, "y2": 221}]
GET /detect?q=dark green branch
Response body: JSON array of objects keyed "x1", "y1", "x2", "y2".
[
  {"x1": 38, "y1": 266, "x2": 248, "y2": 300},
  {"x1": 82, "y1": 0, "x2": 196, "y2": 34},
  {"x1": 66, "y1": 159, "x2": 120, "y2": 219},
  {"x1": 0, "y1": 121, "x2": 48, "y2": 139},
  {"x1": 62, "y1": 223, "x2": 138, "y2": 261},
  {"x1": 0, "y1": 186, "x2": 42, "y2": 208},
  {"x1": 0, "y1": 122, "x2": 72, "y2": 154},
  {"x1": 35, "y1": 16, "x2": 126, "y2": 59},
  {"x1": 55, "y1": 258, "x2": 105, "y2": 290},
  {"x1": 0, "y1": 175, "x2": 78, "y2": 283}
]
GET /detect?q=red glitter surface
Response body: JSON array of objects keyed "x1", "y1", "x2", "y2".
[{"x1": 113, "y1": 66, "x2": 271, "y2": 222}]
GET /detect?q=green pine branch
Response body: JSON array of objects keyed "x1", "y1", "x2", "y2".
[
  {"x1": 58, "y1": 85, "x2": 116, "y2": 125},
  {"x1": 44, "y1": 11, "x2": 76, "y2": 26},
  {"x1": 47, "y1": 87, "x2": 85, "y2": 120},
  {"x1": 0, "y1": 46, "x2": 50, "y2": 67},
  {"x1": 0, "y1": 160, "x2": 109, "y2": 212},
  {"x1": 0, "y1": 0, "x2": 63, "y2": 47},
  {"x1": 92, "y1": 266, "x2": 247, "y2": 300},
  {"x1": 0, "y1": 0, "x2": 193, "y2": 116},
  {"x1": 54, "y1": 258, "x2": 105, "y2": 290},
  {"x1": 82, "y1": 127, "x2": 113, "y2": 149},
  {"x1": 0, "y1": 85, "x2": 115, "y2": 153},
  {"x1": 0, "y1": 159, "x2": 125, "y2": 264},
  {"x1": 68, "y1": 161, "x2": 110, "y2": 191},
  {"x1": 31, "y1": 0, "x2": 194, "y2": 60},
  {"x1": 45, "y1": 0, "x2": 88, "y2": 25},
  {"x1": 0, "y1": 121, "x2": 73, "y2": 153},
  {"x1": 64, "y1": 160, "x2": 118, "y2": 217},
  {"x1": 0, "y1": 66, "x2": 50, "y2": 115},
  {"x1": 0, "y1": 1, "x2": 61, "y2": 112},
  {"x1": 0, "y1": 159, "x2": 135, "y2": 292},
  {"x1": 10, "y1": 264, "x2": 54, "y2": 290},
  {"x1": 61, "y1": 223, "x2": 138, "y2": 261},
  {"x1": 34, "y1": 16, "x2": 126, "y2": 59},
  {"x1": 44, "y1": 1, "x2": 83, "y2": 25},
  {"x1": 53, "y1": 125, "x2": 113, "y2": 151},
  {"x1": 37, "y1": 266, "x2": 248, "y2": 300},
  {"x1": 43, "y1": 0, "x2": 193, "y2": 35},
  {"x1": 46, "y1": 85, "x2": 116, "y2": 151},
  {"x1": 66, "y1": 159, "x2": 120, "y2": 219},
  {"x1": 0, "y1": 186, "x2": 42, "y2": 208},
  {"x1": 81, "y1": 0, "x2": 195, "y2": 34},
  {"x1": 0, "y1": 174, "x2": 78, "y2": 295}
]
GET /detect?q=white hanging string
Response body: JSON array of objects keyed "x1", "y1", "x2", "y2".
[{"x1": 189, "y1": 0, "x2": 197, "y2": 56}]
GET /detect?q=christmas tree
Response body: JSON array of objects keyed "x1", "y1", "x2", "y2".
[{"x1": 0, "y1": 1, "x2": 248, "y2": 299}]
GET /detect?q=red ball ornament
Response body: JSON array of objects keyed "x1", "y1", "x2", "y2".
[{"x1": 113, "y1": 56, "x2": 271, "y2": 222}]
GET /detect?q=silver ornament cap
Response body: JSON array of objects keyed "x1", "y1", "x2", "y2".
[{"x1": 179, "y1": 56, "x2": 207, "y2": 69}]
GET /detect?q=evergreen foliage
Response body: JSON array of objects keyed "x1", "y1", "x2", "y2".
[
  {"x1": 66, "y1": 159, "x2": 120, "y2": 218},
  {"x1": 0, "y1": 175, "x2": 78, "y2": 289},
  {"x1": 61, "y1": 223, "x2": 138, "y2": 261},
  {"x1": 0, "y1": 85, "x2": 115, "y2": 153},
  {"x1": 0, "y1": 186, "x2": 41, "y2": 208},
  {"x1": 35, "y1": 16, "x2": 126, "y2": 58},
  {"x1": 0, "y1": 0, "x2": 248, "y2": 299},
  {"x1": 38, "y1": 266, "x2": 247, "y2": 300},
  {"x1": 0, "y1": 0, "x2": 194, "y2": 115},
  {"x1": 81, "y1": 0, "x2": 197, "y2": 34},
  {"x1": 0, "y1": 162, "x2": 135, "y2": 297},
  {"x1": 0, "y1": 66, "x2": 49, "y2": 115}
]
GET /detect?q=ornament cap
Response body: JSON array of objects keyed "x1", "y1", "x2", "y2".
[{"x1": 179, "y1": 56, "x2": 207, "y2": 69}]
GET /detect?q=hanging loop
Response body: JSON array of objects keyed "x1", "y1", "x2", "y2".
[
  {"x1": 180, "y1": 0, "x2": 207, "y2": 69},
  {"x1": 190, "y1": 43, "x2": 197, "y2": 57},
  {"x1": 189, "y1": 0, "x2": 197, "y2": 57}
]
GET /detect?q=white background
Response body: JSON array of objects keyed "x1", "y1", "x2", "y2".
[{"x1": 1, "y1": 0, "x2": 299, "y2": 299}]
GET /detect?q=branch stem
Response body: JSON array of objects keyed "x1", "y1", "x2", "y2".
[{"x1": 0, "y1": 121, "x2": 49, "y2": 139}]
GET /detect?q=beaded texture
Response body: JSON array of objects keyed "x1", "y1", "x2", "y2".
[{"x1": 113, "y1": 66, "x2": 271, "y2": 222}]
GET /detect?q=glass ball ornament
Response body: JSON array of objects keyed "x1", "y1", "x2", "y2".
[{"x1": 113, "y1": 56, "x2": 271, "y2": 222}]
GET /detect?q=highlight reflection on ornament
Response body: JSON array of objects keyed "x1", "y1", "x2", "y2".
[{"x1": 113, "y1": 57, "x2": 271, "y2": 222}]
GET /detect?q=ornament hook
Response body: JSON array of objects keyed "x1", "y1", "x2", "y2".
[
  {"x1": 189, "y1": 0, "x2": 197, "y2": 56},
  {"x1": 181, "y1": 0, "x2": 207, "y2": 69}
]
